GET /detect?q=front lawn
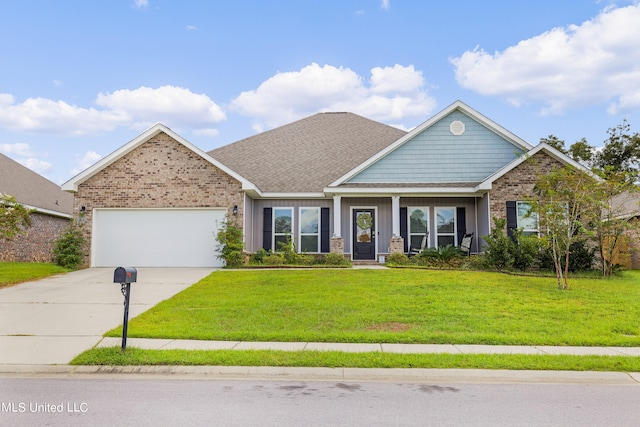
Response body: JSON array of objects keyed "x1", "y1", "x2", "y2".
[
  {"x1": 0, "y1": 262, "x2": 71, "y2": 289},
  {"x1": 106, "y1": 269, "x2": 640, "y2": 347}
]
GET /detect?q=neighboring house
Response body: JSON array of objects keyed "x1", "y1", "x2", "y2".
[
  {"x1": 62, "y1": 100, "x2": 589, "y2": 267},
  {"x1": 0, "y1": 153, "x2": 73, "y2": 262},
  {"x1": 606, "y1": 191, "x2": 640, "y2": 269}
]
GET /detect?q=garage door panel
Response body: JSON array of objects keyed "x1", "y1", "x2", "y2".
[{"x1": 93, "y1": 209, "x2": 225, "y2": 267}]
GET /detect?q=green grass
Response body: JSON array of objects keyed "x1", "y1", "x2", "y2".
[
  {"x1": 106, "y1": 269, "x2": 640, "y2": 347},
  {"x1": 0, "y1": 262, "x2": 71, "y2": 288},
  {"x1": 71, "y1": 347, "x2": 640, "y2": 372}
]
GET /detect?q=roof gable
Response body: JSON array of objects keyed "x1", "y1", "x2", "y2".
[
  {"x1": 0, "y1": 153, "x2": 72, "y2": 216},
  {"x1": 331, "y1": 101, "x2": 533, "y2": 187},
  {"x1": 62, "y1": 123, "x2": 255, "y2": 193}
]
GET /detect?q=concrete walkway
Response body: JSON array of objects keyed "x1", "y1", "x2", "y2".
[
  {"x1": 96, "y1": 337, "x2": 640, "y2": 357},
  {"x1": 0, "y1": 268, "x2": 215, "y2": 365}
]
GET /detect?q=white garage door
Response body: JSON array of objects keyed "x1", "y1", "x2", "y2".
[{"x1": 92, "y1": 208, "x2": 226, "y2": 267}]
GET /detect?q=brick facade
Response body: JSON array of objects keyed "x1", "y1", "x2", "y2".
[
  {"x1": 489, "y1": 151, "x2": 564, "y2": 228},
  {"x1": 0, "y1": 212, "x2": 69, "y2": 262},
  {"x1": 73, "y1": 132, "x2": 244, "y2": 266}
]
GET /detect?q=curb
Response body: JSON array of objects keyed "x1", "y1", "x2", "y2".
[{"x1": 1, "y1": 365, "x2": 639, "y2": 385}]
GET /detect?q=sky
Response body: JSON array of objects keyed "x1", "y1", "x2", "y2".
[{"x1": 1, "y1": 0, "x2": 640, "y2": 185}]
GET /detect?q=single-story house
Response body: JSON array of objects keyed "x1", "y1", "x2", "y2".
[
  {"x1": 62, "y1": 100, "x2": 590, "y2": 267},
  {"x1": 0, "y1": 153, "x2": 73, "y2": 262}
]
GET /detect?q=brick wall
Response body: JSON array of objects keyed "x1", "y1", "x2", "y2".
[
  {"x1": 489, "y1": 151, "x2": 564, "y2": 227},
  {"x1": 73, "y1": 132, "x2": 244, "y2": 266},
  {"x1": 0, "y1": 212, "x2": 69, "y2": 262}
]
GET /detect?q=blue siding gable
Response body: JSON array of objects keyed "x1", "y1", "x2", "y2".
[{"x1": 347, "y1": 110, "x2": 525, "y2": 184}]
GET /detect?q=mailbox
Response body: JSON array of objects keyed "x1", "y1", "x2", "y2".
[{"x1": 114, "y1": 267, "x2": 137, "y2": 284}]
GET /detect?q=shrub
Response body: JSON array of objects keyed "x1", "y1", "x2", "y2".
[
  {"x1": 483, "y1": 218, "x2": 514, "y2": 270},
  {"x1": 386, "y1": 253, "x2": 409, "y2": 265},
  {"x1": 511, "y1": 230, "x2": 542, "y2": 272},
  {"x1": 263, "y1": 254, "x2": 285, "y2": 265},
  {"x1": 539, "y1": 240, "x2": 595, "y2": 273},
  {"x1": 53, "y1": 223, "x2": 85, "y2": 269},
  {"x1": 215, "y1": 217, "x2": 245, "y2": 268},
  {"x1": 323, "y1": 253, "x2": 350, "y2": 266},
  {"x1": 249, "y1": 248, "x2": 269, "y2": 264}
]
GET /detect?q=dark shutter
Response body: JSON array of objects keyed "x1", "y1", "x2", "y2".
[
  {"x1": 456, "y1": 207, "x2": 466, "y2": 245},
  {"x1": 506, "y1": 201, "x2": 517, "y2": 240},
  {"x1": 400, "y1": 207, "x2": 408, "y2": 252},
  {"x1": 263, "y1": 207, "x2": 273, "y2": 251},
  {"x1": 320, "y1": 207, "x2": 330, "y2": 253}
]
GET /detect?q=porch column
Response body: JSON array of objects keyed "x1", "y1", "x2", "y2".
[
  {"x1": 391, "y1": 196, "x2": 400, "y2": 237},
  {"x1": 333, "y1": 196, "x2": 342, "y2": 238}
]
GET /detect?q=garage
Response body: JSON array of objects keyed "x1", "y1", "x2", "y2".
[{"x1": 92, "y1": 208, "x2": 226, "y2": 267}]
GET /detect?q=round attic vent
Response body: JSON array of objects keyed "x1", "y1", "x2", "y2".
[{"x1": 450, "y1": 120, "x2": 465, "y2": 136}]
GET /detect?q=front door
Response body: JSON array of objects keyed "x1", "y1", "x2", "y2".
[{"x1": 353, "y1": 209, "x2": 376, "y2": 260}]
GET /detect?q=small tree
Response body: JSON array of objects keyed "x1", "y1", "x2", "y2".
[
  {"x1": 215, "y1": 217, "x2": 244, "y2": 268},
  {"x1": 53, "y1": 223, "x2": 86, "y2": 269},
  {"x1": 532, "y1": 166, "x2": 597, "y2": 289},
  {"x1": 0, "y1": 193, "x2": 32, "y2": 240}
]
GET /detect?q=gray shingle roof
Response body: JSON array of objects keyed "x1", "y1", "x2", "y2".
[
  {"x1": 209, "y1": 112, "x2": 407, "y2": 193},
  {"x1": 0, "y1": 153, "x2": 73, "y2": 215}
]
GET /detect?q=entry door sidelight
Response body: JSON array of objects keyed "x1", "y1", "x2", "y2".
[{"x1": 353, "y1": 209, "x2": 376, "y2": 260}]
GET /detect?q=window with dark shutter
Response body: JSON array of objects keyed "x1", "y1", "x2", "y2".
[
  {"x1": 506, "y1": 201, "x2": 517, "y2": 240},
  {"x1": 263, "y1": 207, "x2": 272, "y2": 251},
  {"x1": 320, "y1": 207, "x2": 330, "y2": 253}
]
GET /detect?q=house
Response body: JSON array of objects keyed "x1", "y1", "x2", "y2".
[
  {"x1": 62, "y1": 100, "x2": 589, "y2": 267},
  {"x1": 0, "y1": 153, "x2": 73, "y2": 262}
]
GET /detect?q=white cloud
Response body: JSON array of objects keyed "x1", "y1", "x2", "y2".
[
  {"x1": 380, "y1": 0, "x2": 390, "y2": 10},
  {"x1": 0, "y1": 86, "x2": 226, "y2": 137},
  {"x1": 22, "y1": 158, "x2": 52, "y2": 175},
  {"x1": 230, "y1": 63, "x2": 436, "y2": 131},
  {"x1": 450, "y1": 4, "x2": 640, "y2": 115},
  {"x1": 133, "y1": 0, "x2": 148, "y2": 9},
  {"x1": 96, "y1": 85, "x2": 227, "y2": 130},
  {"x1": 0, "y1": 142, "x2": 34, "y2": 157},
  {"x1": 186, "y1": 25, "x2": 197, "y2": 31},
  {"x1": 71, "y1": 151, "x2": 102, "y2": 176}
]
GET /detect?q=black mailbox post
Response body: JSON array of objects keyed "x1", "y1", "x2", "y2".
[{"x1": 114, "y1": 267, "x2": 137, "y2": 350}]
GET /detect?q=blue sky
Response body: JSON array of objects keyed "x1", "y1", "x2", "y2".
[{"x1": 1, "y1": 0, "x2": 640, "y2": 184}]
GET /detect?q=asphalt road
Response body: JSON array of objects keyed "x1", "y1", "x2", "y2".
[{"x1": 2, "y1": 377, "x2": 640, "y2": 426}]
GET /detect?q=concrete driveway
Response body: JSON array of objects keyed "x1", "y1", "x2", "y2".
[{"x1": 0, "y1": 268, "x2": 215, "y2": 365}]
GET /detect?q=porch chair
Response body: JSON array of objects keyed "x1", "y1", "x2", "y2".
[
  {"x1": 460, "y1": 232, "x2": 474, "y2": 256},
  {"x1": 408, "y1": 231, "x2": 429, "y2": 257}
]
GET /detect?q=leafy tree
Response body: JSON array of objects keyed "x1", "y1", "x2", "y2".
[
  {"x1": 0, "y1": 193, "x2": 32, "y2": 240},
  {"x1": 568, "y1": 138, "x2": 595, "y2": 167},
  {"x1": 532, "y1": 166, "x2": 598, "y2": 289},
  {"x1": 593, "y1": 119, "x2": 640, "y2": 177},
  {"x1": 540, "y1": 135, "x2": 567, "y2": 153}
]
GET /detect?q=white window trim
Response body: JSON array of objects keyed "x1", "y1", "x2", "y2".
[
  {"x1": 435, "y1": 206, "x2": 457, "y2": 247},
  {"x1": 408, "y1": 207, "x2": 430, "y2": 250},
  {"x1": 516, "y1": 201, "x2": 539, "y2": 236},
  {"x1": 273, "y1": 207, "x2": 294, "y2": 252},
  {"x1": 298, "y1": 207, "x2": 320, "y2": 253}
]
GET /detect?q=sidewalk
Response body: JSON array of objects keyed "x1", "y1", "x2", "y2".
[{"x1": 95, "y1": 337, "x2": 640, "y2": 357}]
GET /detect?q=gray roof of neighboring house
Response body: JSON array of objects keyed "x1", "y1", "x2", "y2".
[
  {"x1": 209, "y1": 112, "x2": 407, "y2": 193},
  {"x1": 0, "y1": 153, "x2": 73, "y2": 216}
]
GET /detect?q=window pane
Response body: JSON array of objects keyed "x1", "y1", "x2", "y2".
[
  {"x1": 274, "y1": 208, "x2": 292, "y2": 233},
  {"x1": 437, "y1": 208, "x2": 455, "y2": 233},
  {"x1": 409, "y1": 208, "x2": 427, "y2": 234},
  {"x1": 438, "y1": 235, "x2": 455, "y2": 247},
  {"x1": 300, "y1": 235, "x2": 318, "y2": 252},
  {"x1": 275, "y1": 235, "x2": 289, "y2": 249},
  {"x1": 410, "y1": 235, "x2": 425, "y2": 249},
  {"x1": 517, "y1": 202, "x2": 538, "y2": 231},
  {"x1": 300, "y1": 208, "x2": 319, "y2": 234}
]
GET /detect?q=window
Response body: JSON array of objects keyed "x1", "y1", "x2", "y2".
[
  {"x1": 273, "y1": 207, "x2": 293, "y2": 251},
  {"x1": 408, "y1": 207, "x2": 429, "y2": 250},
  {"x1": 517, "y1": 202, "x2": 539, "y2": 236},
  {"x1": 299, "y1": 207, "x2": 320, "y2": 253},
  {"x1": 435, "y1": 207, "x2": 456, "y2": 247}
]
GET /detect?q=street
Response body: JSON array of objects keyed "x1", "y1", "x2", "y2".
[{"x1": 2, "y1": 376, "x2": 640, "y2": 426}]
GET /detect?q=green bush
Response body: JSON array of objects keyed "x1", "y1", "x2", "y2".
[
  {"x1": 53, "y1": 224, "x2": 85, "y2": 269},
  {"x1": 215, "y1": 217, "x2": 245, "y2": 268},
  {"x1": 386, "y1": 252, "x2": 409, "y2": 265},
  {"x1": 511, "y1": 229, "x2": 542, "y2": 272},
  {"x1": 483, "y1": 218, "x2": 514, "y2": 270},
  {"x1": 322, "y1": 253, "x2": 350, "y2": 266},
  {"x1": 539, "y1": 240, "x2": 595, "y2": 272},
  {"x1": 263, "y1": 254, "x2": 285, "y2": 265}
]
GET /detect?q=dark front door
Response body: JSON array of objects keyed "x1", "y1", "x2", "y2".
[{"x1": 353, "y1": 209, "x2": 375, "y2": 260}]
